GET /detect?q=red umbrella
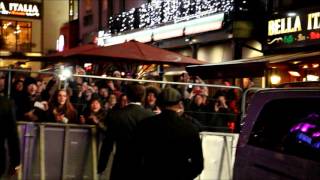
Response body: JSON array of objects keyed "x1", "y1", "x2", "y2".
[
  {"x1": 71, "y1": 40, "x2": 205, "y2": 65},
  {"x1": 46, "y1": 44, "x2": 97, "y2": 58}
]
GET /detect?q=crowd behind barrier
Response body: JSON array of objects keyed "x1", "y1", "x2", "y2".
[
  {"x1": 0, "y1": 69, "x2": 241, "y2": 133},
  {"x1": 0, "y1": 68, "x2": 242, "y2": 179}
]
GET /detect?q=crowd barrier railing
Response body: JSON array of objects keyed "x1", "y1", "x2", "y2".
[
  {"x1": 16, "y1": 122, "x2": 99, "y2": 180},
  {"x1": 0, "y1": 68, "x2": 244, "y2": 180}
]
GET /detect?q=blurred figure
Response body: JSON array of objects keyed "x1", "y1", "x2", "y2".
[
  {"x1": 114, "y1": 93, "x2": 128, "y2": 110},
  {"x1": 0, "y1": 96, "x2": 20, "y2": 177},
  {"x1": 144, "y1": 86, "x2": 161, "y2": 114},
  {"x1": 135, "y1": 87, "x2": 204, "y2": 180},
  {"x1": 213, "y1": 93, "x2": 230, "y2": 113},
  {"x1": 104, "y1": 93, "x2": 117, "y2": 111},
  {"x1": 176, "y1": 72, "x2": 191, "y2": 99},
  {"x1": 98, "y1": 83, "x2": 154, "y2": 179},
  {"x1": 0, "y1": 77, "x2": 5, "y2": 96},
  {"x1": 48, "y1": 89, "x2": 78, "y2": 124},
  {"x1": 106, "y1": 80, "x2": 122, "y2": 98},
  {"x1": 208, "y1": 93, "x2": 232, "y2": 131},
  {"x1": 15, "y1": 78, "x2": 48, "y2": 122},
  {"x1": 187, "y1": 94, "x2": 207, "y2": 126},
  {"x1": 98, "y1": 87, "x2": 109, "y2": 104},
  {"x1": 11, "y1": 80, "x2": 24, "y2": 102}
]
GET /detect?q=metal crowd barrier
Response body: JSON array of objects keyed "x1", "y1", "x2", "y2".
[
  {"x1": 12, "y1": 122, "x2": 239, "y2": 180},
  {"x1": 197, "y1": 132, "x2": 239, "y2": 180},
  {"x1": 16, "y1": 122, "x2": 99, "y2": 180}
]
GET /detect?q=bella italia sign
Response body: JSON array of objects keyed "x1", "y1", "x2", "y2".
[
  {"x1": 267, "y1": 9, "x2": 320, "y2": 49},
  {"x1": 0, "y1": 0, "x2": 41, "y2": 18}
]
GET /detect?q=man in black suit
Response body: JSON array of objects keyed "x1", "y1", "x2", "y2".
[
  {"x1": 135, "y1": 87, "x2": 204, "y2": 180},
  {"x1": 98, "y1": 83, "x2": 154, "y2": 179},
  {"x1": 0, "y1": 96, "x2": 21, "y2": 177}
]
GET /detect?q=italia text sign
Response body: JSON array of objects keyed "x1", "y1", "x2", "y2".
[{"x1": 0, "y1": 0, "x2": 41, "y2": 18}]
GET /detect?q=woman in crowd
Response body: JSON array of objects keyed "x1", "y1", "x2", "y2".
[
  {"x1": 104, "y1": 93, "x2": 117, "y2": 111},
  {"x1": 98, "y1": 87, "x2": 109, "y2": 106},
  {"x1": 79, "y1": 98, "x2": 107, "y2": 132},
  {"x1": 114, "y1": 93, "x2": 128, "y2": 110},
  {"x1": 47, "y1": 89, "x2": 78, "y2": 124},
  {"x1": 145, "y1": 86, "x2": 161, "y2": 114}
]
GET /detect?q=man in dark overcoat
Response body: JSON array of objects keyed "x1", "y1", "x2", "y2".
[
  {"x1": 135, "y1": 87, "x2": 204, "y2": 180},
  {"x1": 98, "y1": 83, "x2": 154, "y2": 179},
  {"x1": 0, "y1": 96, "x2": 21, "y2": 177}
]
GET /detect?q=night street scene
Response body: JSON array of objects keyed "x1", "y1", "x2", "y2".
[{"x1": 0, "y1": 0, "x2": 320, "y2": 179}]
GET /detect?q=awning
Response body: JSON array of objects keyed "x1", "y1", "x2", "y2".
[
  {"x1": 186, "y1": 51, "x2": 320, "y2": 79},
  {"x1": 45, "y1": 44, "x2": 97, "y2": 59},
  {"x1": 43, "y1": 40, "x2": 204, "y2": 65}
]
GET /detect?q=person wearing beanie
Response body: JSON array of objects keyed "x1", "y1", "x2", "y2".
[{"x1": 135, "y1": 87, "x2": 204, "y2": 180}]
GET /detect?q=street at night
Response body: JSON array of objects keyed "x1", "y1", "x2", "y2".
[{"x1": 0, "y1": 0, "x2": 320, "y2": 179}]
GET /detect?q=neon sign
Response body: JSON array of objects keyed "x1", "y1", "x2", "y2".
[
  {"x1": 267, "y1": 9, "x2": 320, "y2": 48},
  {"x1": 268, "y1": 16, "x2": 302, "y2": 36},
  {"x1": 0, "y1": 1, "x2": 41, "y2": 18}
]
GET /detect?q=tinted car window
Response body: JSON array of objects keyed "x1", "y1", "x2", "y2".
[{"x1": 248, "y1": 98, "x2": 320, "y2": 162}]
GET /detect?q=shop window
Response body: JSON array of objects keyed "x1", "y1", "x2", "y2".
[
  {"x1": 248, "y1": 98, "x2": 320, "y2": 162},
  {"x1": 0, "y1": 20, "x2": 32, "y2": 52}
]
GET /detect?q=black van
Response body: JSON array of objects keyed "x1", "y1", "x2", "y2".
[{"x1": 234, "y1": 88, "x2": 320, "y2": 179}]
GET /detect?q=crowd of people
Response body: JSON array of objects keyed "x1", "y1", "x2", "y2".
[
  {"x1": 0, "y1": 70, "x2": 240, "y2": 132},
  {"x1": 0, "y1": 69, "x2": 241, "y2": 178}
]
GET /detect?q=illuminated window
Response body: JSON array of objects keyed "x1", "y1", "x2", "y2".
[{"x1": 0, "y1": 20, "x2": 32, "y2": 52}]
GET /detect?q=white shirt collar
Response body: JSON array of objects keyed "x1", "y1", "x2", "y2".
[{"x1": 128, "y1": 102, "x2": 142, "y2": 106}]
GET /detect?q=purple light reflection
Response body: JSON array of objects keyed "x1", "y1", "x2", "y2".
[
  {"x1": 312, "y1": 131, "x2": 320, "y2": 137},
  {"x1": 290, "y1": 123, "x2": 316, "y2": 133}
]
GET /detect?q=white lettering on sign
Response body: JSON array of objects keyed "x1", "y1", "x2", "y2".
[
  {"x1": 0, "y1": 1, "x2": 40, "y2": 17},
  {"x1": 268, "y1": 16, "x2": 302, "y2": 36},
  {"x1": 307, "y1": 12, "x2": 320, "y2": 30}
]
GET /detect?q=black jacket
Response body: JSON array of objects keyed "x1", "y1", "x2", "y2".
[
  {"x1": 136, "y1": 109, "x2": 204, "y2": 180},
  {"x1": 0, "y1": 96, "x2": 20, "y2": 176},
  {"x1": 98, "y1": 104, "x2": 154, "y2": 179}
]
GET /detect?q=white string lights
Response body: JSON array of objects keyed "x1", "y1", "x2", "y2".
[{"x1": 108, "y1": 0, "x2": 234, "y2": 34}]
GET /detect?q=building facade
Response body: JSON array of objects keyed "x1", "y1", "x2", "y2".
[
  {"x1": 0, "y1": 0, "x2": 74, "y2": 70},
  {"x1": 186, "y1": 0, "x2": 320, "y2": 87},
  {"x1": 71, "y1": 0, "x2": 267, "y2": 79}
]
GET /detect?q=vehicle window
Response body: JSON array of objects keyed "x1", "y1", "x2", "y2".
[{"x1": 248, "y1": 98, "x2": 320, "y2": 162}]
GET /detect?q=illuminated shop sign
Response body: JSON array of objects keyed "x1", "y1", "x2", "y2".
[
  {"x1": 0, "y1": 0, "x2": 41, "y2": 18},
  {"x1": 97, "y1": 13, "x2": 224, "y2": 46},
  {"x1": 267, "y1": 9, "x2": 320, "y2": 49}
]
